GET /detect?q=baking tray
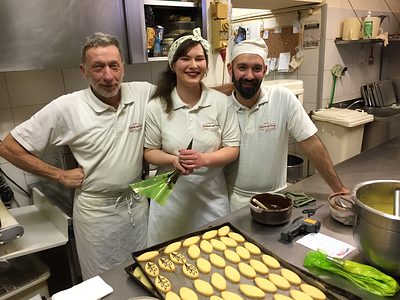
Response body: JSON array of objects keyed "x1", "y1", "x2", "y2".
[{"x1": 128, "y1": 222, "x2": 361, "y2": 300}]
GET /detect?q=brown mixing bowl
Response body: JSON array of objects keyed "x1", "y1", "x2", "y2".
[{"x1": 250, "y1": 192, "x2": 293, "y2": 225}]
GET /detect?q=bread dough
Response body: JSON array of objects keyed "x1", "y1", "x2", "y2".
[
  {"x1": 218, "y1": 225, "x2": 230, "y2": 236},
  {"x1": 300, "y1": 283, "x2": 327, "y2": 300},
  {"x1": 211, "y1": 272, "x2": 227, "y2": 291},
  {"x1": 169, "y1": 252, "x2": 187, "y2": 265},
  {"x1": 210, "y1": 296, "x2": 224, "y2": 300},
  {"x1": 179, "y1": 287, "x2": 198, "y2": 300},
  {"x1": 224, "y1": 249, "x2": 241, "y2": 264},
  {"x1": 244, "y1": 242, "x2": 261, "y2": 255},
  {"x1": 200, "y1": 239, "x2": 214, "y2": 254},
  {"x1": 268, "y1": 273, "x2": 291, "y2": 290},
  {"x1": 254, "y1": 277, "x2": 277, "y2": 293},
  {"x1": 290, "y1": 289, "x2": 314, "y2": 300},
  {"x1": 196, "y1": 257, "x2": 212, "y2": 274},
  {"x1": 182, "y1": 263, "x2": 199, "y2": 279},
  {"x1": 140, "y1": 274, "x2": 153, "y2": 290},
  {"x1": 261, "y1": 254, "x2": 281, "y2": 269},
  {"x1": 281, "y1": 268, "x2": 302, "y2": 285},
  {"x1": 239, "y1": 284, "x2": 265, "y2": 299},
  {"x1": 228, "y1": 232, "x2": 245, "y2": 243},
  {"x1": 144, "y1": 261, "x2": 159, "y2": 277},
  {"x1": 158, "y1": 257, "x2": 176, "y2": 272},
  {"x1": 221, "y1": 290, "x2": 244, "y2": 300},
  {"x1": 132, "y1": 266, "x2": 143, "y2": 278},
  {"x1": 164, "y1": 241, "x2": 182, "y2": 254},
  {"x1": 224, "y1": 265, "x2": 241, "y2": 283},
  {"x1": 194, "y1": 278, "x2": 214, "y2": 296},
  {"x1": 210, "y1": 238, "x2": 227, "y2": 251},
  {"x1": 188, "y1": 244, "x2": 201, "y2": 259},
  {"x1": 238, "y1": 262, "x2": 257, "y2": 279},
  {"x1": 273, "y1": 294, "x2": 293, "y2": 300},
  {"x1": 137, "y1": 250, "x2": 159, "y2": 262},
  {"x1": 220, "y1": 236, "x2": 238, "y2": 247},
  {"x1": 249, "y1": 259, "x2": 269, "y2": 275},
  {"x1": 236, "y1": 246, "x2": 251, "y2": 260},
  {"x1": 165, "y1": 291, "x2": 181, "y2": 300},
  {"x1": 202, "y1": 229, "x2": 218, "y2": 240},
  {"x1": 210, "y1": 253, "x2": 226, "y2": 268},
  {"x1": 155, "y1": 275, "x2": 172, "y2": 293},
  {"x1": 182, "y1": 235, "x2": 200, "y2": 247}
]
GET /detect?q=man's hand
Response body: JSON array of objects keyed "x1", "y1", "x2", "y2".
[{"x1": 59, "y1": 166, "x2": 85, "y2": 188}]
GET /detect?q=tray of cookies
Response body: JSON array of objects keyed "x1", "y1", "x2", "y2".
[{"x1": 129, "y1": 222, "x2": 360, "y2": 300}]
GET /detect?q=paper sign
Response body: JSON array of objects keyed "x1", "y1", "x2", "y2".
[
  {"x1": 278, "y1": 52, "x2": 290, "y2": 72},
  {"x1": 297, "y1": 233, "x2": 356, "y2": 258}
]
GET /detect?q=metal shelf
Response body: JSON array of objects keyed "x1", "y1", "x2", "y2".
[
  {"x1": 334, "y1": 38, "x2": 383, "y2": 45},
  {"x1": 144, "y1": 0, "x2": 197, "y2": 7}
]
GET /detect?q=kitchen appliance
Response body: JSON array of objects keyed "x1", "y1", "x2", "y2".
[
  {"x1": 352, "y1": 180, "x2": 400, "y2": 276},
  {"x1": 250, "y1": 192, "x2": 293, "y2": 225},
  {"x1": 0, "y1": 201, "x2": 24, "y2": 245},
  {"x1": 263, "y1": 79, "x2": 304, "y2": 104}
]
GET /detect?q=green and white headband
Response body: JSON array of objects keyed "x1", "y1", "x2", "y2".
[{"x1": 167, "y1": 28, "x2": 210, "y2": 67}]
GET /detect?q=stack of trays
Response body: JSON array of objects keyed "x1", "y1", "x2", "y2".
[{"x1": 126, "y1": 223, "x2": 360, "y2": 300}]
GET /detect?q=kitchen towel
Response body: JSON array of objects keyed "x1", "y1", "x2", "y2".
[
  {"x1": 284, "y1": 191, "x2": 316, "y2": 207},
  {"x1": 51, "y1": 275, "x2": 113, "y2": 300}
]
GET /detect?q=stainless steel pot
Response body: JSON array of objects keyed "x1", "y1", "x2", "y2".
[{"x1": 352, "y1": 180, "x2": 400, "y2": 276}]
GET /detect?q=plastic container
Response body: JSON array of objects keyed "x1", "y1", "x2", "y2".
[
  {"x1": 363, "y1": 11, "x2": 373, "y2": 39},
  {"x1": 312, "y1": 108, "x2": 374, "y2": 165}
]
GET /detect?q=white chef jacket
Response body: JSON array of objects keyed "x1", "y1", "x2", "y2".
[
  {"x1": 225, "y1": 85, "x2": 317, "y2": 211},
  {"x1": 12, "y1": 82, "x2": 155, "y2": 279},
  {"x1": 145, "y1": 85, "x2": 240, "y2": 246}
]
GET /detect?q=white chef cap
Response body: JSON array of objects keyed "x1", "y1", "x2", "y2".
[{"x1": 231, "y1": 37, "x2": 268, "y2": 64}]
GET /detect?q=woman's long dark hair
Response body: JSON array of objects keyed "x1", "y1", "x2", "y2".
[{"x1": 152, "y1": 38, "x2": 209, "y2": 113}]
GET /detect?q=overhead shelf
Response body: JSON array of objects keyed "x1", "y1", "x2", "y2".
[
  {"x1": 334, "y1": 36, "x2": 400, "y2": 45},
  {"x1": 231, "y1": 0, "x2": 323, "y2": 10}
]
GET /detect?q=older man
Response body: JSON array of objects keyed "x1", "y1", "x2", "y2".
[
  {"x1": 225, "y1": 38, "x2": 349, "y2": 211},
  {"x1": 0, "y1": 32, "x2": 152, "y2": 279}
]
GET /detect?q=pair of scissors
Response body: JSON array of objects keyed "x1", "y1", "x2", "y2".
[
  {"x1": 166, "y1": 139, "x2": 193, "y2": 186},
  {"x1": 302, "y1": 204, "x2": 324, "y2": 217}
]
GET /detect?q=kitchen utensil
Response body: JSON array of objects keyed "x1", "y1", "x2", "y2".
[
  {"x1": 129, "y1": 139, "x2": 193, "y2": 206},
  {"x1": 394, "y1": 189, "x2": 400, "y2": 217},
  {"x1": 352, "y1": 180, "x2": 400, "y2": 276},
  {"x1": 281, "y1": 217, "x2": 321, "y2": 242},
  {"x1": 302, "y1": 204, "x2": 324, "y2": 217},
  {"x1": 342, "y1": 17, "x2": 362, "y2": 40},
  {"x1": 328, "y1": 192, "x2": 354, "y2": 225},
  {"x1": 329, "y1": 64, "x2": 347, "y2": 108},
  {"x1": 368, "y1": 45, "x2": 374, "y2": 64},
  {"x1": 250, "y1": 192, "x2": 293, "y2": 225}
]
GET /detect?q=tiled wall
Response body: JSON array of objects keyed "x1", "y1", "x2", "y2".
[
  {"x1": 322, "y1": 0, "x2": 400, "y2": 107},
  {"x1": 0, "y1": 61, "x2": 168, "y2": 206}
]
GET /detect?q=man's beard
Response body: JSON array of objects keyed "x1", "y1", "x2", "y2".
[
  {"x1": 232, "y1": 73, "x2": 262, "y2": 100},
  {"x1": 91, "y1": 82, "x2": 121, "y2": 99}
]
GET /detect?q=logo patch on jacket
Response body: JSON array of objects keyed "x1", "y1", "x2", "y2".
[
  {"x1": 258, "y1": 122, "x2": 276, "y2": 131},
  {"x1": 129, "y1": 122, "x2": 143, "y2": 132},
  {"x1": 202, "y1": 121, "x2": 219, "y2": 132}
]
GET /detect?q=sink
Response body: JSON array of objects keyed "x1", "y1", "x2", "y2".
[{"x1": 355, "y1": 106, "x2": 400, "y2": 118}]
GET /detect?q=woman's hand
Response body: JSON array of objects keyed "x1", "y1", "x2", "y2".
[{"x1": 178, "y1": 149, "x2": 207, "y2": 171}]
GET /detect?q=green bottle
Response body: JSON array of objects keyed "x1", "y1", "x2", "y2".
[{"x1": 363, "y1": 11, "x2": 373, "y2": 39}]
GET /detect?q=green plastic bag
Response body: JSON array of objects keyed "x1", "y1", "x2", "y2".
[
  {"x1": 129, "y1": 170, "x2": 177, "y2": 206},
  {"x1": 304, "y1": 250, "x2": 400, "y2": 297}
]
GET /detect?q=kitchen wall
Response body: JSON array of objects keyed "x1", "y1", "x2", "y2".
[{"x1": 322, "y1": 0, "x2": 400, "y2": 107}]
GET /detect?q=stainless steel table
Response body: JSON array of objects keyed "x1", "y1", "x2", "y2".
[{"x1": 101, "y1": 137, "x2": 400, "y2": 300}]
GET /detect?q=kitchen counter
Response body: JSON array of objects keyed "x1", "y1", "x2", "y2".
[{"x1": 100, "y1": 137, "x2": 400, "y2": 300}]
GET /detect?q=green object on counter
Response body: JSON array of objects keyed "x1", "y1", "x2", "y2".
[
  {"x1": 329, "y1": 64, "x2": 347, "y2": 108},
  {"x1": 284, "y1": 191, "x2": 316, "y2": 207},
  {"x1": 304, "y1": 250, "x2": 400, "y2": 297}
]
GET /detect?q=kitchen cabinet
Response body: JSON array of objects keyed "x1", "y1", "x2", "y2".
[
  {"x1": 125, "y1": 0, "x2": 207, "y2": 62},
  {"x1": 0, "y1": 0, "x2": 129, "y2": 71},
  {"x1": 231, "y1": 0, "x2": 323, "y2": 10}
]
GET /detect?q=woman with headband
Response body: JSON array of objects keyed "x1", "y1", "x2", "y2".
[{"x1": 144, "y1": 28, "x2": 240, "y2": 246}]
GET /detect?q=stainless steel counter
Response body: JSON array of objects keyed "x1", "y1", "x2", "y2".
[{"x1": 100, "y1": 137, "x2": 400, "y2": 300}]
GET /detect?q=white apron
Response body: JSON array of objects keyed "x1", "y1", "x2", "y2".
[
  {"x1": 147, "y1": 168, "x2": 230, "y2": 246},
  {"x1": 73, "y1": 190, "x2": 148, "y2": 280}
]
